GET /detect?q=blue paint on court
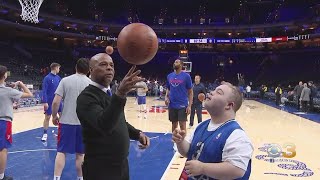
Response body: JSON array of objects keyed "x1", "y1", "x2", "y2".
[
  {"x1": 256, "y1": 99, "x2": 320, "y2": 123},
  {"x1": 5, "y1": 128, "x2": 174, "y2": 180}
]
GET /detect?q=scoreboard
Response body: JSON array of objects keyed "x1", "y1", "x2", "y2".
[
  {"x1": 189, "y1": 39, "x2": 208, "y2": 43},
  {"x1": 96, "y1": 34, "x2": 312, "y2": 44}
]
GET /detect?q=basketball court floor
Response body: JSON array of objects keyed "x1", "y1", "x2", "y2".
[{"x1": 6, "y1": 97, "x2": 320, "y2": 180}]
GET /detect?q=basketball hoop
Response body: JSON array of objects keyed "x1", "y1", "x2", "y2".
[
  {"x1": 183, "y1": 62, "x2": 192, "y2": 73},
  {"x1": 18, "y1": 0, "x2": 44, "y2": 23}
]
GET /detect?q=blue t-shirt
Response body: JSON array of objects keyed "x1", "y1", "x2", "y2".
[
  {"x1": 42, "y1": 73, "x2": 61, "y2": 103},
  {"x1": 166, "y1": 71, "x2": 192, "y2": 109}
]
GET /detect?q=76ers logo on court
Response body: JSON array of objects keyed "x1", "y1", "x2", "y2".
[{"x1": 170, "y1": 79, "x2": 183, "y2": 87}]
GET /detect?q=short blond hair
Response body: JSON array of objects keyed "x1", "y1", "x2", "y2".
[
  {"x1": 50, "y1": 63, "x2": 61, "y2": 70},
  {"x1": 224, "y1": 82, "x2": 243, "y2": 112}
]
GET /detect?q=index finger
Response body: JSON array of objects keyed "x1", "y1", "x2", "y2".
[
  {"x1": 174, "y1": 133, "x2": 182, "y2": 139},
  {"x1": 128, "y1": 69, "x2": 142, "y2": 79},
  {"x1": 173, "y1": 128, "x2": 180, "y2": 133},
  {"x1": 125, "y1": 65, "x2": 136, "y2": 77},
  {"x1": 185, "y1": 161, "x2": 191, "y2": 167},
  {"x1": 185, "y1": 160, "x2": 193, "y2": 166}
]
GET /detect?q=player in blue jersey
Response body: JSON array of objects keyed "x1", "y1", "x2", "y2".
[
  {"x1": 134, "y1": 77, "x2": 148, "y2": 119},
  {"x1": 165, "y1": 59, "x2": 193, "y2": 150},
  {"x1": 41, "y1": 63, "x2": 62, "y2": 142},
  {"x1": 173, "y1": 82, "x2": 253, "y2": 180}
]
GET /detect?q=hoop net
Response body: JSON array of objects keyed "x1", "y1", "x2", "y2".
[{"x1": 18, "y1": 0, "x2": 44, "y2": 23}]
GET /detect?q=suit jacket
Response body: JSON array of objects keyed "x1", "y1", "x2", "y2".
[{"x1": 76, "y1": 84, "x2": 141, "y2": 161}]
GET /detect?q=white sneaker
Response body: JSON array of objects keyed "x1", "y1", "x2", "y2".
[{"x1": 41, "y1": 133, "x2": 47, "y2": 141}]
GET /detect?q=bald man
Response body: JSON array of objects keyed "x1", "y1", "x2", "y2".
[{"x1": 76, "y1": 53, "x2": 150, "y2": 180}]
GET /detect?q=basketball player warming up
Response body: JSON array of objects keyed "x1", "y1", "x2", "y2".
[
  {"x1": 134, "y1": 76, "x2": 148, "y2": 119},
  {"x1": 173, "y1": 83, "x2": 253, "y2": 180},
  {"x1": 52, "y1": 58, "x2": 92, "y2": 180},
  {"x1": 165, "y1": 59, "x2": 193, "y2": 151},
  {"x1": 41, "y1": 63, "x2": 62, "y2": 142},
  {"x1": 0, "y1": 65, "x2": 33, "y2": 180}
]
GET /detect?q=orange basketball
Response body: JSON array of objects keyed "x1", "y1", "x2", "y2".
[
  {"x1": 105, "y1": 46, "x2": 114, "y2": 55},
  {"x1": 198, "y1": 93, "x2": 206, "y2": 102},
  {"x1": 117, "y1": 23, "x2": 158, "y2": 65}
]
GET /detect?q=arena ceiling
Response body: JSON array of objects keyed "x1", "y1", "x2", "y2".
[{"x1": 4, "y1": 0, "x2": 319, "y2": 25}]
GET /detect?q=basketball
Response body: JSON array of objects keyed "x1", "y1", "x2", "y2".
[
  {"x1": 198, "y1": 93, "x2": 205, "y2": 102},
  {"x1": 105, "y1": 46, "x2": 114, "y2": 55},
  {"x1": 117, "y1": 23, "x2": 158, "y2": 65}
]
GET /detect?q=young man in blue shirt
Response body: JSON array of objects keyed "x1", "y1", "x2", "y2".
[
  {"x1": 173, "y1": 82, "x2": 253, "y2": 180},
  {"x1": 165, "y1": 59, "x2": 193, "y2": 150},
  {"x1": 41, "y1": 63, "x2": 62, "y2": 141}
]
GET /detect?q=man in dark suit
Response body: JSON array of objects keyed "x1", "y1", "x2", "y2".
[
  {"x1": 189, "y1": 75, "x2": 206, "y2": 128},
  {"x1": 76, "y1": 53, "x2": 150, "y2": 180}
]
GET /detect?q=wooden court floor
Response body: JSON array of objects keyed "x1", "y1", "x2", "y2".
[{"x1": 11, "y1": 97, "x2": 320, "y2": 180}]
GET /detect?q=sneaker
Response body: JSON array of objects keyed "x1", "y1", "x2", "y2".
[
  {"x1": 1, "y1": 175, "x2": 13, "y2": 180},
  {"x1": 41, "y1": 133, "x2": 48, "y2": 141},
  {"x1": 188, "y1": 125, "x2": 193, "y2": 129}
]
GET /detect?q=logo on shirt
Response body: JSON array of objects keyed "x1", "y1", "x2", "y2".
[
  {"x1": 170, "y1": 79, "x2": 183, "y2": 87},
  {"x1": 215, "y1": 133, "x2": 222, "y2": 140}
]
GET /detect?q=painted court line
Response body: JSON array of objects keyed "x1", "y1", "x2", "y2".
[
  {"x1": 149, "y1": 136, "x2": 159, "y2": 140},
  {"x1": 8, "y1": 148, "x2": 56, "y2": 154},
  {"x1": 130, "y1": 136, "x2": 160, "y2": 142},
  {"x1": 160, "y1": 152, "x2": 178, "y2": 180}
]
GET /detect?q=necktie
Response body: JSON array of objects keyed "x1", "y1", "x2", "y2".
[{"x1": 106, "y1": 89, "x2": 112, "y2": 96}]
